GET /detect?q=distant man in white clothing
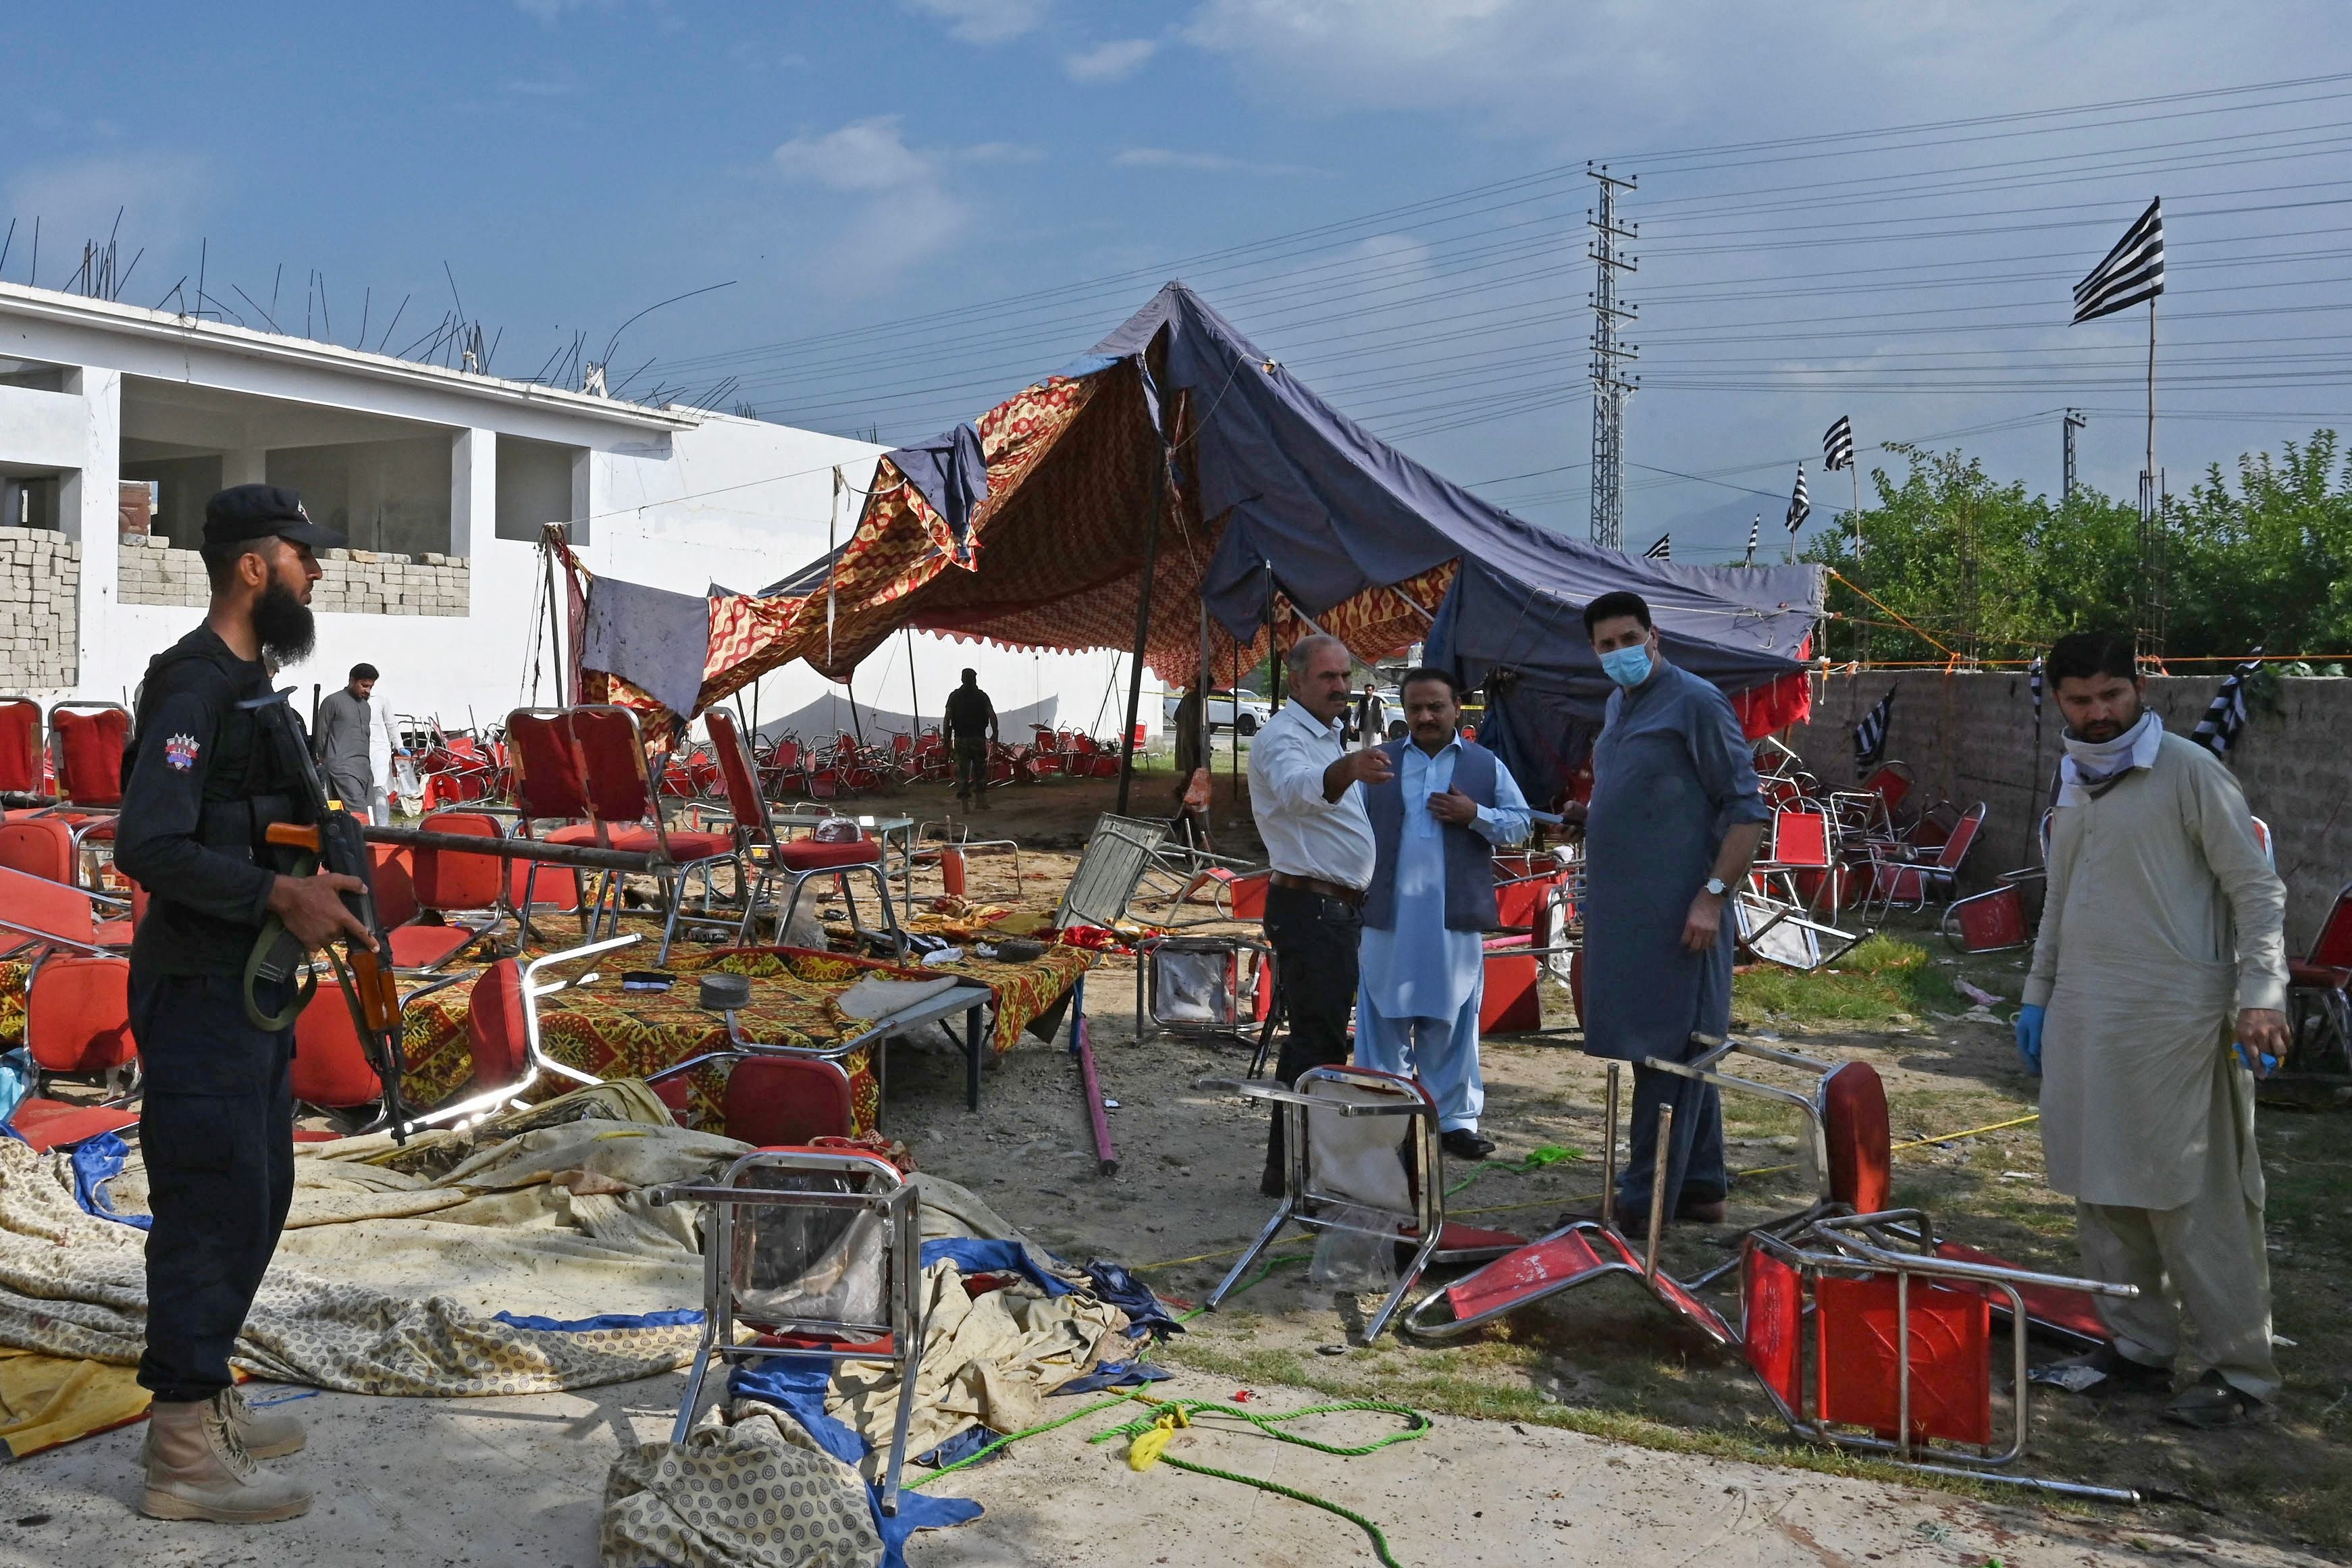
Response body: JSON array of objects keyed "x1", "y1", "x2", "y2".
[
  {"x1": 1249, "y1": 635, "x2": 1390, "y2": 1197},
  {"x1": 2020, "y1": 630, "x2": 2289, "y2": 1429}
]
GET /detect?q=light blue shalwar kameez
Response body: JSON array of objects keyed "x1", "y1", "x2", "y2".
[{"x1": 1355, "y1": 739, "x2": 1531, "y2": 1132}]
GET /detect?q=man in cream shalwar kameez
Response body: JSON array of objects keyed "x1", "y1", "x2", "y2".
[{"x1": 2024, "y1": 633, "x2": 2289, "y2": 1426}]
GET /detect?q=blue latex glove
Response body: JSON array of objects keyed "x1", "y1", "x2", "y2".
[
  {"x1": 2014, "y1": 1004, "x2": 2045, "y2": 1077},
  {"x1": 2232, "y1": 1040, "x2": 2279, "y2": 1077}
]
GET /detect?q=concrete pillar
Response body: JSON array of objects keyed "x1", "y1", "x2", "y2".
[
  {"x1": 569, "y1": 448, "x2": 592, "y2": 547},
  {"x1": 67, "y1": 367, "x2": 121, "y2": 699},
  {"x1": 222, "y1": 447, "x2": 269, "y2": 487},
  {"x1": 450, "y1": 428, "x2": 494, "y2": 558}
]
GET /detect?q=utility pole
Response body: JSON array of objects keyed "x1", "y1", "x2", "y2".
[
  {"x1": 2062, "y1": 409, "x2": 2086, "y2": 502},
  {"x1": 1588, "y1": 164, "x2": 1638, "y2": 550}
]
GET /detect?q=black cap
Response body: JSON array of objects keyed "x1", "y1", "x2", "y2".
[{"x1": 202, "y1": 484, "x2": 346, "y2": 550}]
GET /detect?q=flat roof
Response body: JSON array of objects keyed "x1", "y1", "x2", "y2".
[{"x1": 0, "y1": 282, "x2": 699, "y2": 432}]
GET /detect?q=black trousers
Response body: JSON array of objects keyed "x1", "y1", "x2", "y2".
[
  {"x1": 1260, "y1": 883, "x2": 1363, "y2": 1182},
  {"x1": 953, "y1": 737, "x2": 987, "y2": 797},
  {"x1": 1616, "y1": 1048, "x2": 1729, "y2": 1216},
  {"x1": 130, "y1": 970, "x2": 297, "y2": 1404}
]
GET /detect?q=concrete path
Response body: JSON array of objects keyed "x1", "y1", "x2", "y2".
[{"x1": 0, "y1": 1369, "x2": 2312, "y2": 1568}]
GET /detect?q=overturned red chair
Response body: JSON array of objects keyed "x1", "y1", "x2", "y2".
[
  {"x1": 1741, "y1": 1211, "x2": 2138, "y2": 1498},
  {"x1": 1403, "y1": 1065, "x2": 1735, "y2": 1346},
  {"x1": 406, "y1": 933, "x2": 642, "y2": 1130},
  {"x1": 650, "y1": 1148, "x2": 926, "y2": 1513},
  {"x1": 0, "y1": 697, "x2": 46, "y2": 802},
  {"x1": 1202, "y1": 1064, "x2": 1522, "y2": 1343}
]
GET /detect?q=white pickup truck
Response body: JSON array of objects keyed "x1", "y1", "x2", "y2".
[{"x1": 1163, "y1": 689, "x2": 1275, "y2": 736}]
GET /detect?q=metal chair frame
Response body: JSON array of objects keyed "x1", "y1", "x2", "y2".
[
  {"x1": 1742, "y1": 1210, "x2": 2137, "y2": 1498},
  {"x1": 408, "y1": 932, "x2": 643, "y2": 1130},
  {"x1": 1200, "y1": 1064, "x2": 1460, "y2": 1343},
  {"x1": 1132, "y1": 934, "x2": 1272, "y2": 1046},
  {"x1": 653, "y1": 1149, "x2": 926, "y2": 1513},
  {"x1": 1403, "y1": 1064, "x2": 1733, "y2": 1344}
]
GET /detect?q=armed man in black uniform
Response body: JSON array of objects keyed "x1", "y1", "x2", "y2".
[{"x1": 113, "y1": 484, "x2": 374, "y2": 1523}]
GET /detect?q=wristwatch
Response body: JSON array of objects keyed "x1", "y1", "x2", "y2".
[{"x1": 1702, "y1": 877, "x2": 1729, "y2": 897}]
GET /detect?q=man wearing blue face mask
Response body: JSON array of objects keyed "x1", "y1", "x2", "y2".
[{"x1": 1562, "y1": 590, "x2": 1769, "y2": 1227}]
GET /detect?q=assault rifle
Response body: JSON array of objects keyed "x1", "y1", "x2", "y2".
[{"x1": 240, "y1": 692, "x2": 414, "y2": 1141}]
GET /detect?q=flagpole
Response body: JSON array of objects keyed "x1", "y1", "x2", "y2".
[{"x1": 1851, "y1": 465, "x2": 1866, "y2": 669}]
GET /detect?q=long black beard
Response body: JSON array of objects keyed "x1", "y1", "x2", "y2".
[{"x1": 253, "y1": 579, "x2": 317, "y2": 667}]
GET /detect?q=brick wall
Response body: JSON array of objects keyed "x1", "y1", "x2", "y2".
[
  {"x1": 1783, "y1": 671, "x2": 2352, "y2": 945},
  {"x1": 117, "y1": 538, "x2": 470, "y2": 617},
  {"x1": 0, "y1": 527, "x2": 78, "y2": 687}
]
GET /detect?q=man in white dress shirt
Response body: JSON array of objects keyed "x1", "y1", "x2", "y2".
[{"x1": 1248, "y1": 634, "x2": 1390, "y2": 1197}]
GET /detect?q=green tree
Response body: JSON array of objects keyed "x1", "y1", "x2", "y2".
[{"x1": 1802, "y1": 430, "x2": 2352, "y2": 664}]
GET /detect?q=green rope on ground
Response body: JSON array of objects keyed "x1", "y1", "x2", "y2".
[
  {"x1": 902, "y1": 1389, "x2": 1147, "y2": 1488},
  {"x1": 1444, "y1": 1143, "x2": 1579, "y2": 1197},
  {"x1": 1155, "y1": 1455, "x2": 1409, "y2": 1568},
  {"x1": 1089, "y1": 1399, "x2": 1431, "y2": 1567},
  {"x1": 1175, "y1": 1249, "x2": 1309, "y2": 1322}
]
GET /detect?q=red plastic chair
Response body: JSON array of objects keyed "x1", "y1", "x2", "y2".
[
  {"x1": 716, "y1": 1056, "x2": 858, "y2": 1146},
  {"x1": 706, "y1": 710, "x2": 899, "y2": 952},
  {"x1": 49, "y1": 704, "x2": 128, "y2": 809},
  {"x1": 2286, "y1": 879, "x2": 2352, "y2": 1076},
  {"x1": 0, "y1": 699, "x2": 45, "y2": 798},
  {"x1": 1864, "y1": 802, "x2": 1986, "y2": 917},
  {"x1": 367, "y1": 843, "x2": 478, "y2": 972},
  {"x1": 26, "y1": 954, "x2": 138, "y2": 1087},
  {"x1": 292, "y1": 966, "x2": 468, "y2": 1126},
  {"x1": 508, "y1": 706, "x2": 737, "y2": 962},
  {"x1": 0, "y1": 865, "x2": 128, "y2": 960},
  {"x1": 0, "y1": 818, "x2": 77, "y2": 884}
]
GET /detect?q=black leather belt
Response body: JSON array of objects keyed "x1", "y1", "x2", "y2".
[{"x1": 1269, "y1": 871, "x2": 1366, "y2": 906}]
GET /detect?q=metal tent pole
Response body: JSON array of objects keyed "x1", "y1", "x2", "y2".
[{"x1": 1114, "y1": 448, "x2": 1168, "y2": 816}]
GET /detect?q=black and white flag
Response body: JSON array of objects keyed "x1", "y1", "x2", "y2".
[
  {"x1": 2190, "y1": 654, "x2": 2263, "y2": 757},
  {"x1": 2072, "y1": 197, "x2": 2165, "y2": 324},
  {"x1": 1643, "y1": 532, "x2": 1671, "y2": 561},
  {"x1": 1823, "y1": 416, "x2": 1855, "y2": 471},
  {"x1": 1744, "y1": 515, "x2": 1760, "y2": 566},
  {"x1": 1854, "y1": 684, "x2": 1896, "y2": 773},
  {"x1": 2028, "y1": 656, "x2": 2043, "y2": 723},
  {"x1": 1786, "y1": 464, "x2": 1810, "y2": 535}
]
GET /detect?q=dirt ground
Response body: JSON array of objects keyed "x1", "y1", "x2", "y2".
[
  {"x1": 855, "y1": 764, "x2": 2352, "y2": 1561},
  {"x1": 12, "y1": 761, "x2": 2340, "y2": 1565}
]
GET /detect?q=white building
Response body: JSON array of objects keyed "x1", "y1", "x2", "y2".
[{"x1": 0, "y1": 280, "x2": 1124, "y2": 743}]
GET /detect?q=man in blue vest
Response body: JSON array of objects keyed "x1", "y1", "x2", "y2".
[{"x1": 1357, "y1": 668, "x2": 1532, "y2": 1161}]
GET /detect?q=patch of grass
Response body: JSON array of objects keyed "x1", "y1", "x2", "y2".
[{"x1": 1733, "y1": 934, "x2": 1962, "y2": 1028}]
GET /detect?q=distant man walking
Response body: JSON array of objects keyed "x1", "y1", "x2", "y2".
[
  {"x1": 1569, "y1": 590, "x2": 1768, "y2": 1226},
  {"x1": 1249, "y1": 634, "x2": 1389, "y2": 1197},
  {"x1": 943, "y1": 667, "x2": 999, "y2": 810},
  {"x1": 2020, "y1": 631, "x2": 2289, "y2": 1428},
  {"x1": 1357, "y1": 669, "x2": 1530, "y2": 1160},
  {"x1": 312, "y1": 663, "x2": 380, "y2": 818}
]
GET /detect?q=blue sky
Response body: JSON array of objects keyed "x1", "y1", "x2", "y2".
[{"x1": 9, "y1": 1, "x2": 2351, "y2": 557}]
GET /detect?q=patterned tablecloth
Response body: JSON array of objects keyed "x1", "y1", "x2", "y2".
[{"x1": 392, "y1": 939, "x2": 1093, "y2": 1136}]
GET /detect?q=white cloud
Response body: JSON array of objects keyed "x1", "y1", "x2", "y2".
[
  {"x1": 904, "y1": 0, "x2": 1051, "y2": 44},
  {"x1": 1114, "y1": 147, "x2": 1322, "y2": 177},
  {"x1": 768, "y1": 118, "x2": 1028, "y2": 297},
  {"x1": 1064, "y1": 38, "x2": 1158, "y2": 82},
  {"x1": 1180, "y1": 0, "x2": 2338, "y2": 148},
  {"x1": 773, "y1": 117, "x2": 939, "y2": 193}
]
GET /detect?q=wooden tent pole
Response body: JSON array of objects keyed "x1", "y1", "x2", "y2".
[{"x1": 1114, "y1": 447, "x2": 1168, "y2": 816}]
